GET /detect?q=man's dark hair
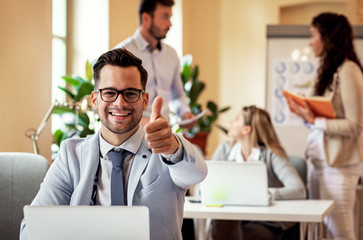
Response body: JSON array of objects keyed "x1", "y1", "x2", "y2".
[
  {"x1": 93, "y1": 48, "x2": 148, "y2": 90},
  {"x1": 138, "y1": 0, "x2": 174, "y2": 24}
]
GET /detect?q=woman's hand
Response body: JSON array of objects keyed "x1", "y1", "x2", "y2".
[{"x1": 286, "y1": 98, "x2": 316, "y2": 124}]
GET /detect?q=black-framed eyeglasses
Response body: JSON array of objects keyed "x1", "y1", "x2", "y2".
[{"x1": 95, "y1": 88, "x2": 145, "y2": 103}]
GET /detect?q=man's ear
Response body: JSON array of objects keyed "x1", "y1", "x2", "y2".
[
  {"x1": 141, "y1": 12, "x2": 151, "y2": 27},
  {"x1": 91, "y1": 91, "x2": 98, "y2": 111},
  {"x1": 143, "y1": 92, "x2": 149, "y2": 111}
]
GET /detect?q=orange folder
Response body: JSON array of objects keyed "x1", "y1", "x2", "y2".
[{"x1": 283, "y1": 90, "x2": 335, "y2": 119}]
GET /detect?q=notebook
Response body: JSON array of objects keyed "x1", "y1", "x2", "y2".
[
  {"x1": 23, "y1": 205, "x2": 150, "y2": 240},
  {"x1": 200, "y1": 161, "x2": 270, "y2": 206}
]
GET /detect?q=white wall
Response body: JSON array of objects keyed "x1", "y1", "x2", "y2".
[{"x1": 68, "y1": 0, "x2": 109, "y2": 76}]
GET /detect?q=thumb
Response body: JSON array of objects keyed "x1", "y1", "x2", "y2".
[{"x1": 150, "y1": 96, "x2": 163, "y2": 121}]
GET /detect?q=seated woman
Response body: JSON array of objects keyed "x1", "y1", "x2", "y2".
[{"x1": 212, "y1": 105, "x2": 306, "y2": 240}]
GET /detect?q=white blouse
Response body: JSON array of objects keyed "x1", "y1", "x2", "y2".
[
  {"x1": 305, "y1": 117, "x2": 326, "y2": 161},
  {"x1": 227, "y1": 142, "x2": 261, "y2": 163}
]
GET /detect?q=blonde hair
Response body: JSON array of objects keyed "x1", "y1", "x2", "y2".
[{"x1": 242, "y1": 105, "x2": 288, "y2": 159}]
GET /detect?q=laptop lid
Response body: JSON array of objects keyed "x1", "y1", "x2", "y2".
[
  {"x1": 200, "y1": 161, "x2": 270, "y2": 206},
  {"x1": 23, "y1": 205, "x2": 149, "y2": 240}
]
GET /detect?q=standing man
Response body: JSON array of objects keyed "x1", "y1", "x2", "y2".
[
  {"x1": 114, "y1": 0, "x2": 196, "y2": 128},
  {"x1": 20, "y1": 48, "x2": 207, "y2": 240}
]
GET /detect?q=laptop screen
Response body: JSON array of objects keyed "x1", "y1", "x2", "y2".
[
  {"x1": 200, "y1": 161, "x2": 270, "y2": 206},
  {"x1": 23, "y1": 205, "x2": 149, "y2": 240}
]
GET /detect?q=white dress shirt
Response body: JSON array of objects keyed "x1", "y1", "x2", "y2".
[
  {"x1": 114, "y1": 29, "x2": 191, "y2": 122},
  {"x1": 96, "y1": 126, "x2": 183, "y2": 205}
]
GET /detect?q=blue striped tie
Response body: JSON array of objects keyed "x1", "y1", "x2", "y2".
[{"x1": 108, "y1": 149, "x2": 130, "y2": 205}]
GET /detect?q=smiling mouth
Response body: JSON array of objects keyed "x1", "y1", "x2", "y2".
[{"x1": 110, "y1": 112, "x2": 132, "y2": 117}]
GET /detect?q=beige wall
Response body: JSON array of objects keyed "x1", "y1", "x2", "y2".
[
  {"x1": 280, "y1": 2, "x2": 346, "y2": 24},
  {"x1": 109, "y1": 0, "x2": 139, "y2": 48},
  {"x1": 183, "y1": 0, "x2": 348, "y2": 158},
  {"x1": 182, "y1": 0, "x2": 222, "y2": 157},
  {"x1": 0, "y1": 0, "x2": 52, "y2": 161},
  {"x1": 1, "y1": 0, "x2": 353, "y2": 161},
  {"x1": 106, "y1": 0, "x2": 351, "y2": 158}
]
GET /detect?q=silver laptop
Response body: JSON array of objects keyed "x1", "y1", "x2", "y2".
[
  {"x1": 23, "y1": 205, "x2": 150, "y2": 240},
  {"x1": 200, "y1": 161, "x2": 270, "y2": 206}
]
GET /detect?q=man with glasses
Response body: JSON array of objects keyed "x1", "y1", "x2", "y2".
[
  {"x1": 20, "y1": 48, "x2": 207, "y2": 240},
  {"x1": 114, "y1": 0, "x2": 196, "y2": 129}
]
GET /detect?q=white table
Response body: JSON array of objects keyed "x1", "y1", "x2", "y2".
[{"x1": 184, "y1": 197, "x2": 334, "y2": 240}]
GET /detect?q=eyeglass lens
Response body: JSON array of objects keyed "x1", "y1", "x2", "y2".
[{"x1": 100, "y1": 88, "x2": 142, "y2": 103}]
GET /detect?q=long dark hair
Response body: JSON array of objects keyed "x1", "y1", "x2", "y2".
[{"x1": 312, "y1": 12, "x2": 363, "y2": 96}]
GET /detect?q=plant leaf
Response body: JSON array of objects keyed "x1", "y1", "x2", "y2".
[
  {"x1": 77, "y1": 112, "x2": 90, "y2": 126},
  {"x1": 181, "y1": 64, "x2": 192, "y2": 85},
  {"x1": 57, "y1": 86, "x2": 76, "y2": 100},
  {"x1": 207, "y1": 114, "x2": 217, "y2": 124},
  {"x1": 191, "y1": 104, "x2": 202, "y2": 115},
  {"x1": 207, "y1": 101, "x2": 218, "y2": 113},
  {"x1": 61, "y1": 76, "x2": 80, "y2": 86},
  {"x1": 53, "y1": 129, "x2": 67, "y2": 147},
  {"x1": 179, "y1": 55, "x2": 231, "y2": 136},
  {"x1": 80, "y1": 127, "x2": 95, "y2": 138},
  {"x1": 73, "y1": 76, "x2": 89, "y2": 91},
  {"x1": 175, "y1": 127, "x2": 183, "y2": 133},
  {"x1": 85, "y1": 60, "x2": 93, "y2": 81},
  {"x1": 75, "y1": 82, "x2": 94, "y2": 101},
  {"x1": 53, "y1": 106, "x2": 76, "y2": 115},
  {"x1": 189, "y1": 81, "x2": 205, "y2": 105},
  {"x1": 192, "y1": 65, "x2": 199, "y2": 82},
  {"x1": 53, "y1": 129, "x2": 63, "y2": 146},
  {"x1": 219, "y1": 106, "x2": 231, "y2": 113},
  {"x1": 215, "y1": 124, "x2": 229, "y2": 134},
  {"x1": 75, "y1": 75, "x2": 88, "y2": 84}
]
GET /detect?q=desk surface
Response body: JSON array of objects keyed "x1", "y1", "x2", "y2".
[{"x1": 184, "y1": 197, "x2": 334, "y2": 223}]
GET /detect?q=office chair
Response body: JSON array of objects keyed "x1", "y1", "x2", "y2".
[
  {"x1": 288, "y1": 155, "x2": 307, "y2": 187},
  {"x1": 0, "y1": 152, "x2": 49, "y2": 240}
]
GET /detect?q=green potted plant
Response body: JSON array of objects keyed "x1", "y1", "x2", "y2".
[
  {"x1": 52, "y1": 60, "x2": 96, "y2": 153},
  {"x1": 178, "y1": 55, "x2": 230, "y2": 154}
]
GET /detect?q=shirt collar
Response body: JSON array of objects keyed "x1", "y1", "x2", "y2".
[
  {"x1": 249, "y1": 148, "x2": 261, "y2": 162},
  {"x1": 228, "y1": 142, "x2": 261, "y2": 162},
  {"x1": 134, "y1": 29, "x2": 162, "y2": 52},
  {"x1": 228, "y1": 142, "x2": 244, "y2": 162},
  {"x1": 99, "y1": 126, "x2": 145, "y2": 157}
]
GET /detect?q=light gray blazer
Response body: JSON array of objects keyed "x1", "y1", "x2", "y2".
[
  {"x1": 20, "y1": 131, "x2": 207, "y2": 240},
  {"x1": 311, "y1": 60, "x2": 363, "y2": 166}
]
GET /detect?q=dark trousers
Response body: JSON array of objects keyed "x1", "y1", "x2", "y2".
[
  {"x1": 182, "y1": 219, "x2": 195, "y2": 240},
  {"x1": 182, "y1": 189, "x2": 195, "y2": 240},
  {"x1": 212, "y1": 220, "x2": 299, "y2": 240}
]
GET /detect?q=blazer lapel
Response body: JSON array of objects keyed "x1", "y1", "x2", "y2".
[
  {"x1": 127, "y1": 138, "x2": 152, "y2": 205},
  {"x1": 77, "y1": 133, "x2": 100, "y2": 205}
]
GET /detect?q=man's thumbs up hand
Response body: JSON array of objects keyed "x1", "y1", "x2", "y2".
[
  {"x1": 144, "y1": 96, "x2": 179, "y2": 154},
  {"x1": 149, "y1": 95, "x2": 163, "y2": 122}
]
